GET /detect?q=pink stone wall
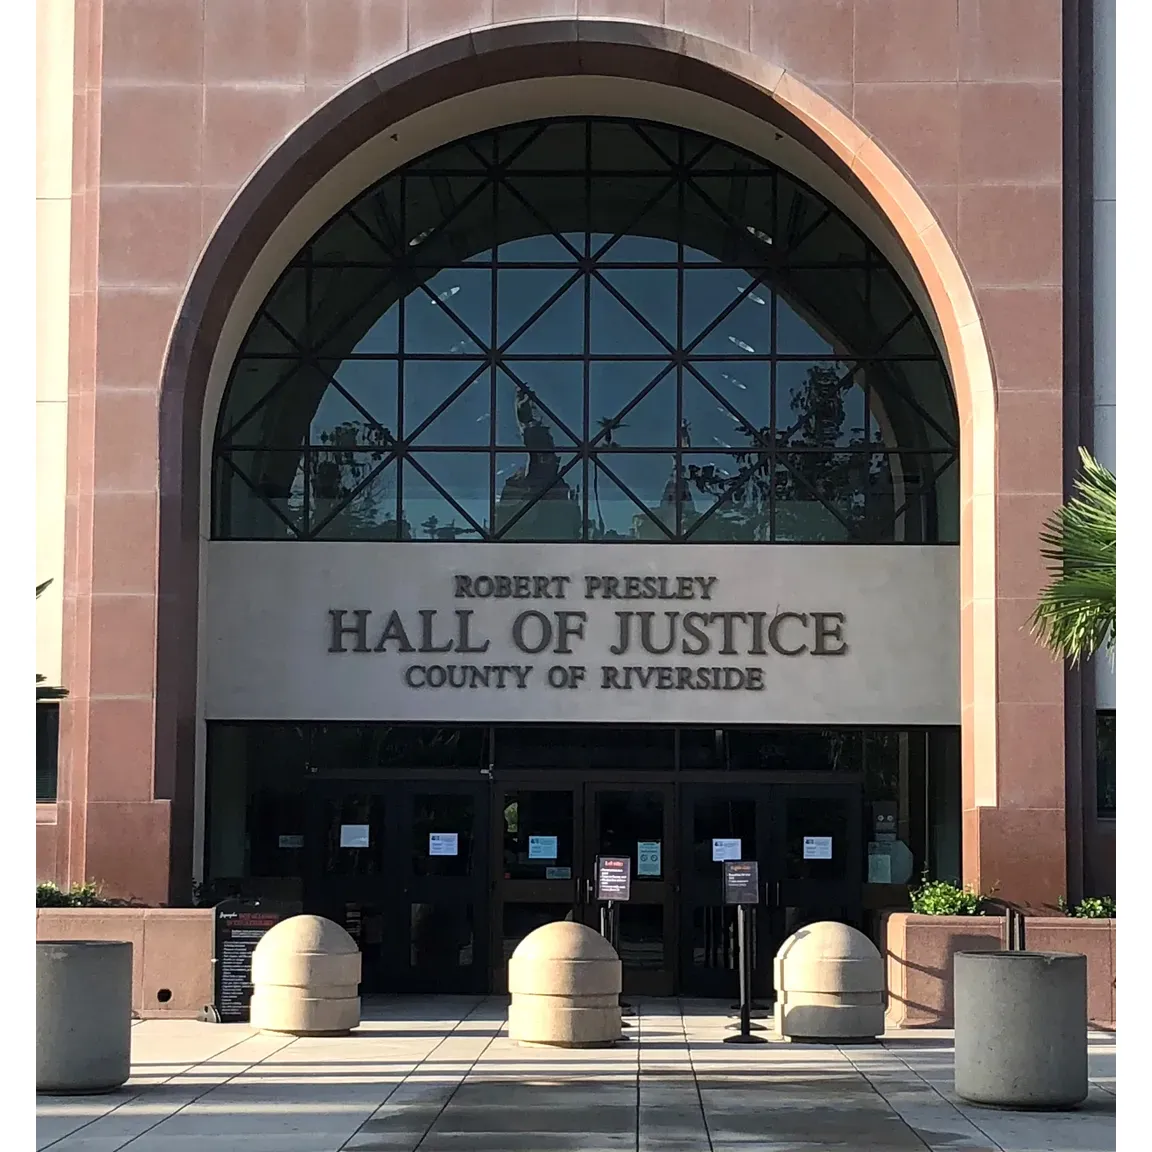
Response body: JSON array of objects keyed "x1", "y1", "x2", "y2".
[{"x1": 55, "y1": 1, "x2": 1080, "y2": 907}]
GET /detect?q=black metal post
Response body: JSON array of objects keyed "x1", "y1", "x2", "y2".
[{"x1": 724, "y1": 905, "x2": 766, "y2": 1045}]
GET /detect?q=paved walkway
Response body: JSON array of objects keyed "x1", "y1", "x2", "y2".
[{"x1": 37, "y1": 998, "x2": 1115, "y2": 1152}]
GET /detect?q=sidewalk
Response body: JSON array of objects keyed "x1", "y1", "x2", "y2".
[{"x1": 36, "y1": 997, "x2": 1116, "y2": 1152}]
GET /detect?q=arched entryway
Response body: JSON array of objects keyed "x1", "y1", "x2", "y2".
[{"x1": 140, "y1": 22, "x2": 1007, "y2": 906}]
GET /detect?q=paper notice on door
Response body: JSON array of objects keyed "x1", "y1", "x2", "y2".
[
  {"x1": 637, "y1": 841, "x2": 662, "y2": 876},
  {"x1": 339, "y1": 824, "x2": 370, "y2": 849},
  {"x1": 867, "y1": 844, "x2": 893, "y2": 884},
  {"x1": 712, "y1": 837, "x2": 741, "y2": 862},
  {"x1": 429, "y1": 832, "x2": 459, "y2": 857},
  {"x1": 528, "y1": 835, "x2": 558, "y2": 860},
  {"x1": 278, "y1": 834, "x2": 304, "y2": 849},
  {"x1": 803, "y1": 835, "x2": 833, "y2": 860}
]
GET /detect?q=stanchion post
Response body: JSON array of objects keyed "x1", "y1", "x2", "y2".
[{"x1": 724, "y1": 904, "x2": 766, "y2": 1045}]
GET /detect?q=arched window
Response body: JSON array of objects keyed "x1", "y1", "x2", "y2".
[{"x1": 212, "y1": 118, "x2": 958, "y2": 544}]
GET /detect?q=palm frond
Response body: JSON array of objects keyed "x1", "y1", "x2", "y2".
[{"x1": 1029, "y1": 448, "x2": 1116, "y2": 664}]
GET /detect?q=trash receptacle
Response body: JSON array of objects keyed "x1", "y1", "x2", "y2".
[{"x1": 37, "y1": 940, "x2": 133, "y2": 1094}]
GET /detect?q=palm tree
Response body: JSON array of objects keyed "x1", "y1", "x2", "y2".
[{"x1": 1029, "y1": 448, "x2": 1116, "y2": 664}]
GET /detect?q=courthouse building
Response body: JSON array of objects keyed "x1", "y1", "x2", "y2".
[{"x1": 35, "y1": 1, "x2": 1115, "y2": 996}]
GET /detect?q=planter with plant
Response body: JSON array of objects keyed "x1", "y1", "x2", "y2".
[{"x1": 909, "y1": 877, "x2": 987, "y2": 917}]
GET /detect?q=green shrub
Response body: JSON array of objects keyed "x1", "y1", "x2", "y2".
[
  {"x1": 36, "y1": 881, "x2": 116, "y2": 908},
  {"x1": 1071, "y1": 896, "x2": 1115, "y2": 918},
  {"x1": 909, "y1": 876, "x2": 986, "y2": 916}
]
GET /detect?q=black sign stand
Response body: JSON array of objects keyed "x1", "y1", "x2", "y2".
[
  {"x1": 209, "y1": 897, "x2": 300, "y2": 1024},
  {"x1": 596, "y1": 857, "x2": 634, "y2": 1020},
  {"x1": 722, "y1": 861, "x2": 766, "y2": 1045}
]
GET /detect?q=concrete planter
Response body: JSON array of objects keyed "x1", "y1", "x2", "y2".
[
  {"x1": 882, "y1": 913, "x2": 1115, "y2": 1029},
  {"x1": 954, "y1": 951, "x2": 1088, "y2": 1110},
  {"x1": 36, "y1": 907, "x2": 214, "y2": 1019},
  {"x1": 37, "y1": 940, "x2": 133, "y2": 1094}
]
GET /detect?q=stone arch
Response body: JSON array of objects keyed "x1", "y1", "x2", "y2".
[{"x1": 158, "y1": 19, "x2": 997, "y2": 893}]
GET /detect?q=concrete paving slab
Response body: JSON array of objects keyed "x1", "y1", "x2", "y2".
[{"x1": 36, "y1": 999, "x2": 1117, "y2": 1152}]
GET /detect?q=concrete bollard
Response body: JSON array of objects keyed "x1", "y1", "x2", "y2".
[
  {"x1": 37, "y1": 941, "x2": 133, "y2": 1094},
  {"x1": 774, "y1": 921, "x2": 884, "y2": 1042},
  {"x1": 250, "y1": 915, "x2": 361, "y2": 1036},
  {"x1": 508, "y1": 921, "x2": 622, "y2": 1048},
  {"x1": 954, "y1": 951, "x2": 1088, "y2": 1109}
]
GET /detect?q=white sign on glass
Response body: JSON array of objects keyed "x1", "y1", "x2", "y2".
[
  {"x1": 637, "y1": 841, "x2": 662, "y2": 876},
  {"x1": 429, "y1": 832, "x2": 459, "y2": 857},
  {"x1": 867, "y1": 844, "x2": 892, "y2": 883},
  {"x1": 803, "y1": 835, "x2": 833, "y2": 860},
  {"x1": 339, "y1": 824, "x2": 370, "y2": 849},
  {"x1": 528, "y1": 835, "x2": 559, "y2": 860},
  {"x1": 712, "y1": 838, "x2": 742, "y2": 862}
]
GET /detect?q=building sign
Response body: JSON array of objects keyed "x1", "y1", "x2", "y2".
[
  {"x1": 723, "y1": 860, "x2": 760, "y2": 905},
  {"x1": 596, "y1": 856, "x2": 632, "y2": 901},
  {"x1": 206, "y1": 542, "x2": 960, "y2": 726}
]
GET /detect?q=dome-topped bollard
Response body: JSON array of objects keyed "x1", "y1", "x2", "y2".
[
  {"x1": 774, "y1": 921, "x2": 884, "y2": 1042},
  {"x1": 508, "y1": 921, "x2": 623, "y2": 1048},
  {"x1": 250, "y1": 915, "x2": 361, "y2": 1036}
]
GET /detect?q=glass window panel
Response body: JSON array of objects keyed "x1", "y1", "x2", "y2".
[
  {"x1": 776, "y1": 296, "x2": 837, "y2": 356},
  {"x1": 502, "y1": 791, "x2": 574, "y2": 880},
  {"x1": 411, "y1": 904, "x2": 475, "y2": 971},
  {"x1": 408, "y1": 373, "x2": 491, "y2": 447},
  {"x1": 590, "y1": 455, "x2": 677, "y2": 541},
  {"x1": 219, "y1": 359, "x2": 300, "y2": 443},
  {"x1": 497, "y1": 267, "x2": 580, "y2": 347},
  {"x1": 1097, "y1": 711, "x2": 1116, "y2": 818},
  {"x1": 308, "y1": 381, "x2": 394, "y2": 451},
  {"x1": 775, "y1": 361, "x2": 868, "y2": 450},
  {"x1": 773, "y1": 452, "x2": 874, "y2": 542},
  {"x1": 402, "y1": 174, "x2": 488, "y2": 256},
  {"x1": 682, "y1": 363, "x2": 771, "y2": 452},
  {"x1": 506, "y1": 120, "x2": 588, "y2": 171},
  {"x1": 589, "y1": 275, "x2": 669, "y2": 354},
  {"x1": 411, "y1": 793, "x2": 475, "y2": 878},
  {"x1": 597, "y1": 268, "x2": 677, "y2": 344},
  {"x1": 691, "y1": 796, "x2": 757, "y2": 879},
  {"x1": 682, "y1": 451, "x2": 772, "y2": 542},
  {"x1": 783, "y1": 797, "x2": 851, "y2": 882},
  {"x1": 692, "y1": 906, "x2": 738, "y2": 970},
  {"x1": 321, "y1": 792, "x2": 387, "y2": 876},
  {"x1": 495, "y1": 453, "x2": 583, "y2": 541},
  {"x1": 214, "y1": 451, "x2": 305, "y2": 538},
  {"x1": 495, "y1": 362, "x2": 582, "y2": 448},
  {"x1": 595, "y1": 791, "x2": 664, "y2": 879},
  {"x1": 497, "y1": 179, "x2": 585, "y2": 259},
  {"x1": 323, "y1": 360, "x2": 399, "y2": 442},
  {"x1": 404, "y1": 269, "x2": 491, "y2": 354},
  {"x1": 310, "y1": 455, "x2": 399, "y2": 540},
  {"x1": 501, "y1": 274, "x2": 585, "y2": 355},
  {"x1": 501, "y1": 903, "x2": 575, "y2": 962},
  {"x1": 598, "y1": 231, "x2": 679, "y2": 265},
  {"x1": 216, "y1": 119, "x2": 958, "y2": 546},
  {"x1": 727, "y1": 729, "x2": 864, "y2": 773},
  {"x1": 868, "y1": 361, "x2": 957, "y2": 451},
  {"x1": 618, "y1": 904, "x2": 665, "y2": 970},
  {"x1": 366, "y1": 726, "x2": 488, "y2": 769},
  {"x1": 403, "y1": 361, "x2": 487, "y2": 441},
  {"x1": 311, "y1": 266, "x2": 400, "y2": 356},
  {"x1": 405, "y1": 453, "x2": 489, "y2": 540},
  {"x1": 588, "y1": 363, "x2": 675, "y2": 448},
  {"x1": 683, "y1": 267, "x2": 761, "y2": 352},
  {"x1": 591, "y1": 178, "x2": 678, "y2": 259}
]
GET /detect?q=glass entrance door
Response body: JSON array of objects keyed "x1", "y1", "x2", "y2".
[
  {"x1": 304, "y1": 779, "x2": 489, "y2": 993},
  {"x1": 766, "y1": 782, "x2": 864, "y2": 960},
  {"x1": 492, "y1": 780, "x2": 676, "y2": 995},
  {"x1": 679, "y1": 782, "x2": 865, "y2": 1000},
  {"x1": 679, "y1": 786, "x2": 772, "y2": 1000}
]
